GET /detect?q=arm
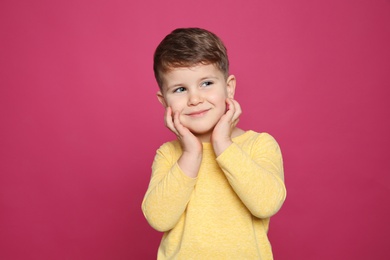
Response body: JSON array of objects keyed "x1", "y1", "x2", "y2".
[
  {"x1": 142, "y1": 143, "x2": 197, "y2": 232},
  {"x1": 211, "y1": 99, "x2": 285, "y2": 218},
  {"x1": 142, "y1": 107, "x2": 202, "y2": 231},
  {"x1": 217, "y1": 133, "x2": 286, "y2": 218},
  {"x1": 168, "y1": 108, "x2": 202, "y2": 178}
]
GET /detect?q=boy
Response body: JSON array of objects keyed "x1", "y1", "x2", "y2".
[{"x1": 142, "y1": 28, "x2": 286, "y2": 259}]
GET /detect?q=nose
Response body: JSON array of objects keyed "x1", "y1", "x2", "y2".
[{"x1": 188, "y1": 90, "x2": 203, "y2": 106}]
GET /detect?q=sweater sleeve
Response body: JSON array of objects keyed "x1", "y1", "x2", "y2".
[
  {"x1": 216, "y1": 133, "x2": 286, "y2": 219},
  {"x1": 141, "y1": 142, "x2": 197, "y2": 232}
]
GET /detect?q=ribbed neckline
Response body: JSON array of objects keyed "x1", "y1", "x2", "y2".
[{"x1": 202, "y1": 130, "x2": 254, "y2": 150}]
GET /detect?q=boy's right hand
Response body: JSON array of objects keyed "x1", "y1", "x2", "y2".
[
  {"x1": 165, "y1": 107, "x2": 202, "y2": 178},
  {"x1": 164, "y1": 107, "x2": 202, "y2": 153}
]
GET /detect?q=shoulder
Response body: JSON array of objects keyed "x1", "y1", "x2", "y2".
[
  {"x1": 235, "y1": 131, "x2": 281, "y2": 153},
  {"x1": 235, "y1": 130, "x2": 277, "y2": 144},
  {"x1": 155, "y1": 139, "x2": 182, "y2": 157}
]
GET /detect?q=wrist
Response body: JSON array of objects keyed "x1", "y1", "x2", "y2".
[
  {"x1": 178, "y1": 151, "x2": 202, "y2": 178},
  {"x1": 182, "y1": 150, "x2": 202, "y2": 160},
  {"x1": 212, "y1": 139, "x2": 232, "y2": 157}
]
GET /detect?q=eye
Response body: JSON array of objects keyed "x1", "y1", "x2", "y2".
[
  {"x1": 201, "y1": 81, "x2": 213, "y2": 87},
  {"x1": 173, "y1": 87, "x2": 186, "y2": 93}
]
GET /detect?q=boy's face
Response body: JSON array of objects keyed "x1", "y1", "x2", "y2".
[{"x1": 157, "y1": 64, "x2": 236, "y2": 139}]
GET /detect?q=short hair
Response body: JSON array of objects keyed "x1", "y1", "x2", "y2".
[{"x1": 153, "y1": 28, "x2": 230, "y2": 89}]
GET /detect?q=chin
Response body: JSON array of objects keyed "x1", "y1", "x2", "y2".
[{"x1": 188, "y1": 127, "x2": 214, "y2": 136}]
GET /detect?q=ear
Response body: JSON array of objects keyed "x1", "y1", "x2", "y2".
[
  {"x1": 226, "y1": 75, "x2": 236, "y2": 98},
  {"x1": 157, "y1": 90, "x2": 168, "y2": 107}
]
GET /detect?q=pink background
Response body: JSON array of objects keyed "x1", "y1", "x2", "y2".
[{"x1": 1, "y1": 0, "x2": 389, "y2": 259}]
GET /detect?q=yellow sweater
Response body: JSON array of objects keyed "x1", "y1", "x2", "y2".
[{"x1": 142, "y1": 131, "x2": 286, "y2": 259}]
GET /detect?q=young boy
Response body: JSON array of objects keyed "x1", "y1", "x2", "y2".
[{"x1": 142, "y1": 28, "x2": 286, "y2": 259}]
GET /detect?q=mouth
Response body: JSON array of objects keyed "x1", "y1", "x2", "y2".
[{"x1": 186, "y1": 109, "x2": 210, "y2": 117}]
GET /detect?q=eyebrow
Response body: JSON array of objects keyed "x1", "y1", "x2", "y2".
[{"x1": 199, "y1": 76, "x2": 219, "y2": 81}]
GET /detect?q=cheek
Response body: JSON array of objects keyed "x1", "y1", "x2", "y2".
[
  {"x1": 166, "y1": 98, "x2": 184, "y2": 113},
  {"x1": 218, "y1": 97, "x2": 228, "y2": 113},
  {"x1": 209, "y1": 93, "x2": 227, "y2": 108}
]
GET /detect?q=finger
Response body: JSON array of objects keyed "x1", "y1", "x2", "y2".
[
  {"x1": 224, "y1": 98, "x2": 237, "y2": 121},
  {"x1": 164, "y1": 107, "x2": 173, "y2": 128},
  {"x1": 163, "y1": 107, "x2": 170, "y2": 125},
  {"x1": 173, "y1": 111, "x2": 189, "y2": 136},
  {"x1": 225, "y1": 98, "x2": 235, "y2": 114},
  {"x1": 231, "y1": 99, "x2": 242, "y2": 121},
  {"x1": 165, "y1": 107, "x2": 179, "y2": 135},
  {"x1": 233, "y1": 118, "x2": 240, "y2": 128}
]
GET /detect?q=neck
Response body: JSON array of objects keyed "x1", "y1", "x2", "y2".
[{"x1": 193, "y1": 127, "x2": 246, "y2": 143}]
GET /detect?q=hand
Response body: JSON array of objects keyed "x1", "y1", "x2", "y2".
[
  {"x1": 211, "y1": 98, "x2": 242, "y2": 156},
  {"x1": 164, "y1": 107, "x2": 202, "y2": 153},
  {"x1": 164, "y1": 107, "x2": 202, "y2": 177}
]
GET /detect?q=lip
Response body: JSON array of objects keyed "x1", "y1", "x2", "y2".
[{"x1": 186, "y1": 109, "x2": 210, "y2": 117}]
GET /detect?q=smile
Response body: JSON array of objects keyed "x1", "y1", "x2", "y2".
[{"x1": 187, "y1": 109, "x2": 210, "y2": 117}]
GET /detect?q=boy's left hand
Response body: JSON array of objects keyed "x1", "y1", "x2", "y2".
[{"x1": 211, "y1": 98, "x2": 242, "y2": 156}]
